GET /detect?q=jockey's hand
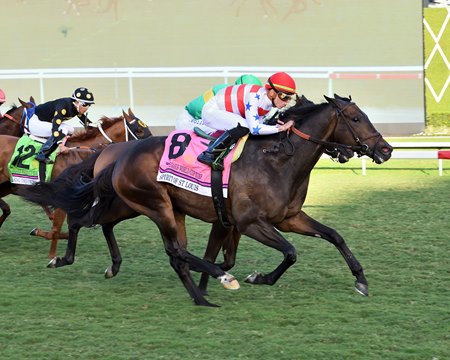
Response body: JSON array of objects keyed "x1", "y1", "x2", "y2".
[
  {"x1": 58, "y1": 143, "x2": 70, "y2": 154},
  {"x1": 277, "y1": 120, "x2": 294, "y2": 132}
]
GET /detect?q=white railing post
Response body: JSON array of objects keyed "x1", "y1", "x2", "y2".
[{"x1": 128, "y1": 71, "x2": 134, "y2": 109}]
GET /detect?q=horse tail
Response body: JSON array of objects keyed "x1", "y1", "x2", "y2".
[
  {"x1": 17, "y1": 151, "x2": 103, "y2": 215},
  {"x1": 86, "y1": 162, "x2": 119, "y2": 223}
]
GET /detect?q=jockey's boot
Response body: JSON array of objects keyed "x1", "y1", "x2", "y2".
[
  {"x1": 197, "y1": 125, "x2": 249, "y2": 170},
  {"x1": 197, "y1": 131, "x2": 233, "y2": 170},
  {"x1": 35, "y1": 136, "x2": 58, "y2": 164}
]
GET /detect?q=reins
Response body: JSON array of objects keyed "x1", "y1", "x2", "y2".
[
  {"x1": 288, "y1": 102, "x2": 382, "y2": 158},
  {"x1": 66, "y1": 117, "x2": 141, "y2": 155},
  {"x1": 4, "y1": 108, "x2": 27, "y2": 127}
]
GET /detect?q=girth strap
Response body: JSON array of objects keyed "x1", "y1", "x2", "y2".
[{"x1": 211, "y1": 170, "x2": 231, "y2": 228}]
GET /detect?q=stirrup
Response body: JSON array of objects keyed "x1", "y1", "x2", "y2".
[
  {"x1": 35, "y1": 154, "x2": 53, "y2": 164},
  {"x1": 197, "y1": 152, "x2": 215, "y2": 166}
]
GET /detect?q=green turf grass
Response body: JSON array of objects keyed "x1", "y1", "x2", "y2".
[{"x1": 0, "y1": 161, "x2": 448, "y2": 359}]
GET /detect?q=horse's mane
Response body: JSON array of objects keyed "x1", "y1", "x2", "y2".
[
  {"x1": 69, "y1": 116, "x2": 123, "y2": 142},
  {"x1": 5, "y1": 104, "x2": 18, "y2": 113},
  {"x1": 280, "y1": 102, "x2": 329, "y2": 125}
]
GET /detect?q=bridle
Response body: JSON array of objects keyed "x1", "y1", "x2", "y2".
[
  {"x1": 3, "y1": 107, "x2": 28, "y2": 131},
  {"x1": 66, "y1": 117, "x2": 146, "y2": 153},
  {"x1": 289, "y1": 101, "x2": 383, "y2": 159},
  {"x1": 97, "y1": 117, "x2": 142, "y2": 143}
]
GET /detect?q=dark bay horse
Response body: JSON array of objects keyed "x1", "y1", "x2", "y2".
[
  {"x1": 0, "y1": 97, "x2": 36, "y2": 137},
  {"x1": 0, "y1": 109, "x2": 151, "y2": 257},
  {"x1": 19, "y1": 94, "x2": 392, "y2": 306}
]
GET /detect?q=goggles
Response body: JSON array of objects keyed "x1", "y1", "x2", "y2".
[
  {"x1": 268, "y1": 78, "x2": 293, "y2": 102},
  {"x1": 80, "y1": 102, "x2": 91, "y2": 108}
]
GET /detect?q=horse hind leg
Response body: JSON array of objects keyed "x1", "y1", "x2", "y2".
[
  {"x1": 101, "y1": 223, "x2": 122, "y2": 279},
  {"x1": 47, "y1": 222, "x2": 80, "y2": 269},
  {"x1": 168, "y1": 252, "x2": 219, "y2": 307},
  {"x1": 0, "y1": 199, "x2": 11, "y2": 228}
]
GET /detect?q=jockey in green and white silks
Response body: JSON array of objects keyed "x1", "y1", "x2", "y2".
[{"x1": 175, "y1": 74, "x2": 262, "y2": 134}]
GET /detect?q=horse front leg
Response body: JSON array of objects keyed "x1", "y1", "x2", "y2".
[
  {"x1": 29, "y1": 209, "x2": 69, "y2": 259},
  {"x1": 277, "y1": 210, "x2": 368, "y2": 296},
  {"x1": 47, "y1": 209, "x2": 68, "y2": 258},
  {"x1": 47, "y1": 221, "x2": 80, "y2": 269},
  {"x1": 198, "y1": 222, "x2": 241, "y2": 294},
  {"x1": 0, "y1": 199, "x2": 11, "y2": 228},
  {"x1": 241, "y1": 221, "x2": 297, "y2": 286}
]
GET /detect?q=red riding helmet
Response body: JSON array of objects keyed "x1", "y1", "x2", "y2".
[
  {"x1": 265, "y1": 72, "x2": 296, "y2": 95},
  {"x1": 0, "y1": 88, "x2": 6, "y2": 103}
]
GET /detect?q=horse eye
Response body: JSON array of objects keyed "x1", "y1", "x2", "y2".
[{"x1": 353, "y1": 117, "x2": 360, "y2": 122}]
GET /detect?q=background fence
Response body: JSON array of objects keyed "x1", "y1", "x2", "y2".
[{"x1": 0, "y1": 66, "x2": 424, "y2": 136}]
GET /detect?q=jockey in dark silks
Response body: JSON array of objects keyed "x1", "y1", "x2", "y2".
[{"x1": 28, "y1": 87, "x2": 95, "y2": 164}]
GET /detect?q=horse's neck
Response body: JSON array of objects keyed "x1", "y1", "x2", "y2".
[
  {"x1": 67, "y1": 121, "x2": 126, "y2": 147},
  {"x1": 275, "y1": 107, "x2": 337, "y2": 186}
]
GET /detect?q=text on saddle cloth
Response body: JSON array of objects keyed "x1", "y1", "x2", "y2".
[
  {"x1": 157, "y1": 130, "x2": 248, "y2": 197},
  {"x1": 8, "y1": 135, "x2": 56, "y2": 185}
]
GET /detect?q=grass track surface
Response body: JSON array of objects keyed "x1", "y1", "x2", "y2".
[{"x1": 0, "y1": 159, "x2": 448, "y2": 359}]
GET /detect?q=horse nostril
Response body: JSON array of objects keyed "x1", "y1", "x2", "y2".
[{"x1": 382, "y1": 146, "x2": 392, "y2": 154}]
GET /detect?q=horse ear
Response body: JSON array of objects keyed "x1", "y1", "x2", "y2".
[
  {"x1": 334, "y1": 93, "x2": 352, "y2": 102},
  {"x1": 18, "y1": 98, "x2": 26, "y2": 106},
  {"x1": 122, "y1": 109, "x2": 130, "y2": 121},
  {"x1": 29, "y1": 96, "x2": 36, "y2": 104},
  {"x1": 127, "y1": 107, "x2": 136, "y2": 118},
  {"x1": 324, "y1": 95, "x2": 339, "y2": 108}
]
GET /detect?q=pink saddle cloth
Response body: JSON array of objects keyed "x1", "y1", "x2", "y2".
[{"x1": 157, "y1": 130, "x2": 242, "y2": 197}]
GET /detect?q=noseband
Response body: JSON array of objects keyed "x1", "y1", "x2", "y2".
[{"x1": 290, "y1": 102, "x2": 382, "y2": 158}]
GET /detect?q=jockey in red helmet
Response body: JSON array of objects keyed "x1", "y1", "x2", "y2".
[
  {"x1": 197, "y1": 72, "x2": 297, "y2": 170},
  {"x1": 176, "y1": 74, "x2": 262, "y2": 135}
]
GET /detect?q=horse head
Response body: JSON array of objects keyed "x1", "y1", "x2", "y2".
[
  {"x1": 324, "y1": 94, "x2": 392, "y2": 164},
  {"x1": 122, "y1": 108, "x2": 152, "y2": 139}
]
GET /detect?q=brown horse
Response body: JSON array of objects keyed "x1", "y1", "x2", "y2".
[
  {"x1": 19, "y1": 94, "x2": 392, "y2": 306},
  {"x1": 0, "y1": 109, "x2": 152, "y2": 257},
  {"x1": 0, "y1": 97, "x2": 36, "y2": 137}
]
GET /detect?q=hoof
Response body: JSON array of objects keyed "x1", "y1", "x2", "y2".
[
  {"x1": 244, "y1": 271, "x2": 261, "y2": 284},
  {"x1": 218, "y1": 272, "x2": 240, "y2": 290},
  {"x1": 104, "y1": 267, "x2": 114, "y2": 279},
  {"x1": 30, "y1": 228, "x2": 38, "y2": 236},
  {"x1": 47, "y1": 257, "x2": 57, "y2": 268},
  {"x1": 354, "y1": 282, "x2": 369, "y2": 296}
]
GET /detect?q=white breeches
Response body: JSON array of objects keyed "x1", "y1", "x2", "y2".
[
  {"x1": 202, "y1": 98, "x2": 248, "y2": 131},
  {"x1": 175, "y1": 108, "x2": 216, "y2": 134},
  {"x1": 28, "y1": 114, "x2": 75, "y2": 138}
]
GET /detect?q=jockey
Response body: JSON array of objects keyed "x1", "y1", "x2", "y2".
[
  {"x1": 175, "y1": 74, "x2": 262, "y2": 134},
  {"x1": 0, "y1": 88, "x2": 6, "y2": 118},
  {"x1": 29, "y1": 87, "x2": 95, "y2": 164},
  {"x1": 197, "y1": 72, "x2": 297, "y2": 169}
]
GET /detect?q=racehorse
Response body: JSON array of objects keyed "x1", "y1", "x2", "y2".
[
  {"x1": 0, "y1": 109, "x2": 152, "y2": 257},
  {"x1": 19, "y1": 94, "x2": 392, "y2": 306},
  {"x1": 0, "y1": 97, "x2": 36, "y2": 137}
]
